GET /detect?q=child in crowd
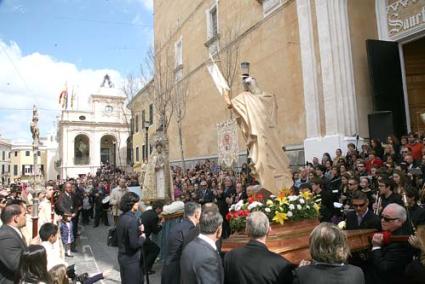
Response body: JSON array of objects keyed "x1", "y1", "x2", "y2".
[
  {"x1": 60, "y1": 213, "x2": 74, "y2": 257},
  {"x1": 39, "y1": 222, "x2": 67, "y2": 270},
  {"x1": 82, "y1": 192, "x2": 92, "y2": 225}
]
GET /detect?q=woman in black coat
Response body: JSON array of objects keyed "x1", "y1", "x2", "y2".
[{"x1": 116, "y1": 192, "x2": 146, "y2": 284}]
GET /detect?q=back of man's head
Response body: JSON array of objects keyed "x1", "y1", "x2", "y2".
[
  {"x1": 246, "y1": 211, "x2": 269, "y2": 239},
  {"x1": 0, "y1": 204, "x2": 22, "y2": 225},
  {"x1": 200, "y1": 208, "x2": 223, "y2": 235},
  {"x1": 184, "y1": 202, "x2": 201, "y2": 218},
  {"x1": 39, "y1": 223, "x2": 58, "y2": 242}
]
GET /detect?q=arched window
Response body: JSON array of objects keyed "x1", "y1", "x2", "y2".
[{"x1": 74, "y1": 134, "x2": 90, "y2": 165}]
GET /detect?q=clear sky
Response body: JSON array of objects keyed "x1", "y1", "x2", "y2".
[{"x1": 0, "y1": 0, "x2": 153, "y2": 142}]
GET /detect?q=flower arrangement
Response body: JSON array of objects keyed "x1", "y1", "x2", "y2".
[{"x1": 226, "y1": 190, "x2": 319, "y2": 233}]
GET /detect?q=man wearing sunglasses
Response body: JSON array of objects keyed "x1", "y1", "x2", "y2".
[
  {"x1": 345, "y1": 191, "x2": 380, "y2": 230},
  {"x1": 370, "y1": 203, "x2": 414, "y2": 284}
]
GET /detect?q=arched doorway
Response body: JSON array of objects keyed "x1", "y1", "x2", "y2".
[
  {"x1": 74, "y1": 134, "x2": 90, "y2": 165},
  {"x1": 100, "y1": 135, "x2": 116, "y2": 166}
]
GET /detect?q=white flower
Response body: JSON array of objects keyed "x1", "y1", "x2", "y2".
[
  {"x1": 297, "y1": 204, "x2": 302, "y2": 210},
  {"x1": 248, "y1": 201, "x2": 263, "y2": 211},
  {"x1": 288, "y1": 195, "x2": 299, "y2": 202},
  {"x1": 287, "y1": 211, "x2": 293, "y2": 218},
  {"x1": 299, "y1": 198, "x2": 305, "y2": 204},
  {"x1": 289, "y1": 204, "x2": 295, "y2": 210},
  {"x1": 229, "y1": 204, "x2": 235, "y2": 211},
  {"x1": 265, "y1": 208, "x2": 271, "y2": 213},
  {"x1": 306, "y1": 205, "x2": 310, "y2": 209},
  {"x1": 270, "y1": 195, "x2": 276, "y2": 199},
  {"x1": 235, "y1": 200, "x2": 244, "y2": 211}
]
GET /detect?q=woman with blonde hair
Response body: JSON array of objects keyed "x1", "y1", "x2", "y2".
[
  {"x1": 293, "y1": 223, "x2": 364, "y2": 284},
  {"x1": 48, "y1": 265, "x2": 69, "y2": 284}
]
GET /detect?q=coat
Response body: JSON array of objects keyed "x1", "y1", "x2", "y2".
[
  {"x1": 161, "y1": 218, "x2": 199, "y2": 284},
  {"x1": 345, "y1": 209, "x2": 381, "y2": 230},
  {"x1": 116, "y1": 211, "x2": 146, "y2": 284},
  {"x1": 180, "y1": 237, "x2": 224, "y2": 284},
  {"x1": 370, "y1": 227, "x2": 414, "y2": 284},
  {"x1": 224, "y1": 239, "x2": 293, "y2": 284},
  {"x1": 0, "y1": 225, "x2": 27, "y2": 284},
  {"x1": 293, "y1": 262, "x2": 364, "y2": 284},
  {"x1": 60, "y1": 221, "x2": 74, "y2": 244}
]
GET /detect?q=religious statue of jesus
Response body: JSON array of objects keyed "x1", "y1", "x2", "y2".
[{"x1": 223, "y1": 76, "x2": 292, "y2": 194}]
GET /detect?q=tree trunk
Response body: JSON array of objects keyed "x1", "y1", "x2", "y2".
[{"x1": 178, "y1": 120, "x2": 186, "y2": 171}]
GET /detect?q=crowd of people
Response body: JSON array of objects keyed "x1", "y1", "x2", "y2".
[
  {"x1": 0, "y1": 163, "x2": 136, "y2": 283},
  {"x1": 2, "y1": 131, "x2": 425, "y2": 283}
]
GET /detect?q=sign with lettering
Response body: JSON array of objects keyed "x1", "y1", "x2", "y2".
[{"x1": 387, "y1": 0, "x2": 425, "y2": 39}]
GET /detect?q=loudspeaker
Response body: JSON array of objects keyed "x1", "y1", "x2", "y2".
[{"x1": 368, "y1": 111, "x2": 394, "y2": 142}]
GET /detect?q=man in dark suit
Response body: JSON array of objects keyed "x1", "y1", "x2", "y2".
[
  {"x1": 224, "y1": 211, "x2": 293, "y2": 284},
  {"x1": 56, "y1": 182, "x2": 79, "y2": 252},
  {"x1": 345, "y1": 191, "x2": 380, "y2": 230},
  {"x1": 0, "y1": 203, "x2": 28, "y2": 284},
  {"x1": 140, "y1": 200, "x2": 164, "y2": 274},
  {"x1": 55, "y1": 182, "x2": 76, "y2": 216},
  {"x1": 117, "y1": 192, "x2": 146, "y2": 284},
  {"x1": 180, "y1": 204, "x2": 224, "y2": 284},
  {"x1": 161, "y1": 202, "x2": 201, "y2": 284},
  {"x1": 370, "y1": 203, "x2": 414, "y2": 284},
  {"x1": 197, "y1": 180, "x2": 214, "y2": 205}
]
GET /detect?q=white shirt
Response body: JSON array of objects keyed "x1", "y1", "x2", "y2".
[
  {"x1": 198, "y1": 234, "x2": 217, "y2": 251},
  {"x1": 41, "y1": 241, "x2": 67, "y2": 270}
]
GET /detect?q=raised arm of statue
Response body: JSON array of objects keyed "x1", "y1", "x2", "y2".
[{"x1": 223, "y1": 89, "x2": 232, "y2": 109}]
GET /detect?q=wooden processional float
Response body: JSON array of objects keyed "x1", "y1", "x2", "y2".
[{"x1": 221, "y1": 219, "x2": 378, "y2": 265}]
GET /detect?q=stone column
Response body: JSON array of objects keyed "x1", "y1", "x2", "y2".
[
  {"x1": 296, "y1": 0, "x2": 321, "y2": 138},
  {"x1": 301, "y1": 0, "x2": 361, "y2": 161}
]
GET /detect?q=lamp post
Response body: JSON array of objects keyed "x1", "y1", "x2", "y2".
[
  {"x1": 112, "y1": 141, "x2": 117, "y2": 168},
  {"x1": 240, "y1": 61, "x2": 250, "y2": 80},
  {"x1": 144, "y1": 121, "x2": 150, "y2": 162},
  {"x1": 31, "y1": 198, "x2": 39, "y2": 238}
]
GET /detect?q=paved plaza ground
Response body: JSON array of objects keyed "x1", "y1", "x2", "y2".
[{"x1": 67, "y1": 215, "x2": 161, "y2": 284}]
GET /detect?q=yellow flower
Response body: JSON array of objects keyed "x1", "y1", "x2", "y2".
[
  {"x1": 276, "y1": 194, "x2": 289, "y2": 205},
  {"x1": 273, "y1": 212, "x2": 287, "y2": 225},
  {"x1": 313, "y1": 203, "x2": 320, "y2": 213},
  {"x1": 301, "y1": 191, "x2": 312, "y2": 200},
  {"x1": 266, "y1": 199, "x2": 273, "y2": 206}
]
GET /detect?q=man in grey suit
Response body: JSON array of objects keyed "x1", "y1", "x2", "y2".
[
  {"x1": 180, "y1": 204, "x2": 224, "y2": 284},
  {"x1": 0, "y1": 203, "x2": 28, "y2": 284}
]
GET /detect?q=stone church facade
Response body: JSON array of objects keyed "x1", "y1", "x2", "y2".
[{"x1": 57, "y1": 83, "x2": 131, "y2": 178}]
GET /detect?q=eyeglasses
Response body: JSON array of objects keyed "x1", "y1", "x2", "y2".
[
  {"x1": 352, "y1": 203, "x2": 366, "y2": 208},
  {"x1": 381, "y1": 216, "x2": 399, "y2": 222}
]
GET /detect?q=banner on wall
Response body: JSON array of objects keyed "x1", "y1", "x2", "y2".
[{"x1": 217, "y1": 119, "x2": 239, "y2": 168}]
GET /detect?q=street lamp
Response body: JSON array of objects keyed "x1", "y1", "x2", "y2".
[
  {"x1": 144, "y1": 121, "x2": 150, "y2": 162},
  {"x1": 241, "y1": 61, "x2": 250, "y2": 80},
  {"x1": 112, "y1": 141, "x2": 117, "y2": 167},
  {"x1": 31, "y1": 198, "x2": 39, "y2": 238}
]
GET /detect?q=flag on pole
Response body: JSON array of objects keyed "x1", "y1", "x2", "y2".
[
  {"x1": 59, "y1": 84, "x2": 68, "y2": 109},
  {"x1": 206, "y1": 54, "x2": 230, "y2": 96},
  {"x1": 70, "y1": 87, "x2": 75, "y2": 109}
]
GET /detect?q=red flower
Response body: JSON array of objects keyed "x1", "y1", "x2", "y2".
[
  {"x1": 248, "y1": 197, "x2": 254, "y2": 204},
  {"x1": 226, "y1": 212, "x2": 233, "y2": 221},
  {"x1": 256, "y1": 193, "x2": 264, "y2": 201}
]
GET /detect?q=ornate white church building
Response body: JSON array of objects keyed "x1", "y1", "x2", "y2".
[{"x1": 57, "y1": 76, "x2": 130, "y2": 178}]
